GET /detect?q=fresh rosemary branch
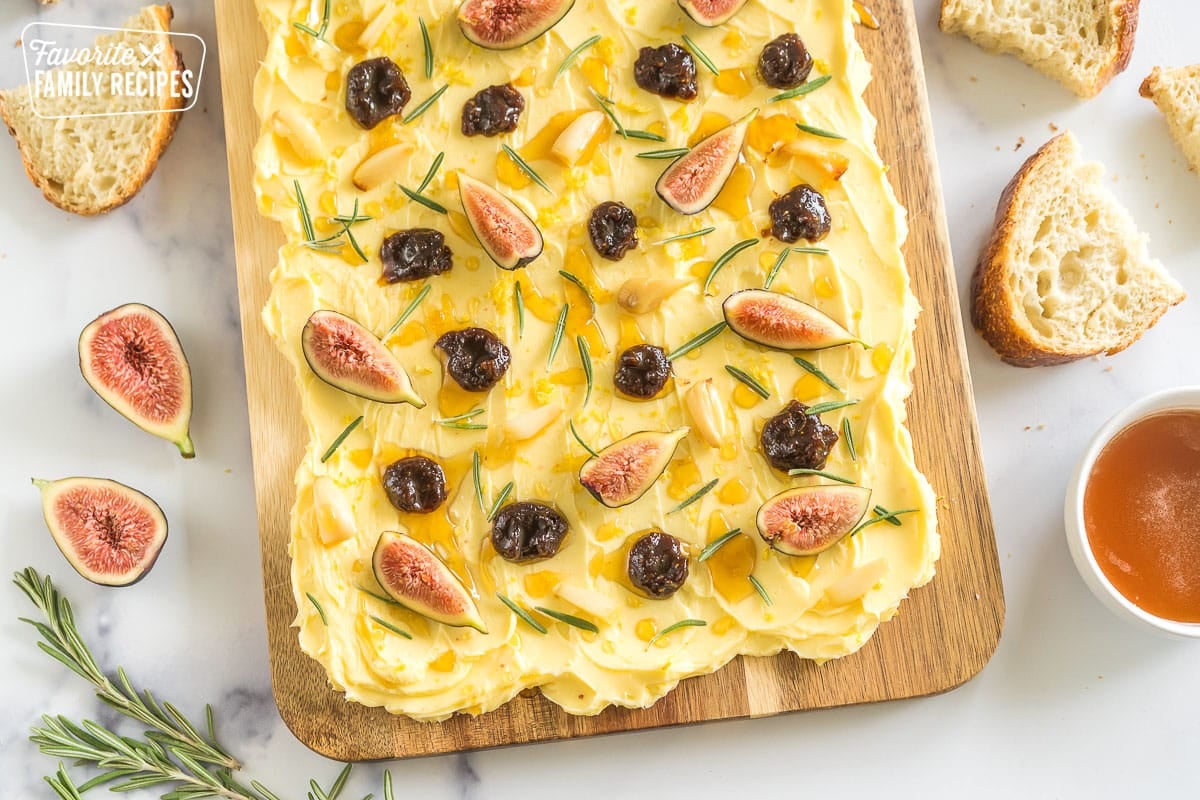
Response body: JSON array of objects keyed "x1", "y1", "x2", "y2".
[
  {"x1": 403, "y1": 84, "x2": 448, "y2": 125},
  {"x1": 293, "y1": 0, "x2": 331, "y2": 40},
  {"x1": 725, "y1": 365, "x2": 770, "y2": 399},
  {"x1": 697, "y1": 529, "x2": 742, "y2": 563},
  {"x1": 667, "y1": 478, "x2": 718, "y2": 514},
  {"x1": 555, "y1": 35, "x2": 602, "y2": 83},
  {"x1": 652, "y1": 226, "x2": 715, "y2": 246},
  {"x1": 703, "y1": 238, "x2": 758, "y2": 293},
  {"x1": 682, "y1": 33, "x2": 719, "y2": 75},
  {"x1": 646, "y1": 618, "x2": 706, "y2": 649},
  {"x1": 497, "y1": 593, "x2": 547, "y2": 634},
  {"x1": 769, "y1": 73, "x2": 833, "y2": 102},
  {"x1": 320, "y1": 415, "x2": 363, "y2": 463},
  {"x1": 793, "y1": 356, "x2": 842, "y2": 392},
  {"x1": 501, "y1": 144, "x2": 552, "y2": 193},
  {"x1": 667, "y1": 320, "x2": 728, "y2": 361},
  {"x1": 384, "y1": 283, "x2": 432, "y2": 340},
  {"x1": 547, "y1": 304, "x2": 569, "y2": 369}
]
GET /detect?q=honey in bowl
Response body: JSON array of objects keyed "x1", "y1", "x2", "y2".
[{"x1": 1083, "y1": 410, "x2": 1200, "y2": 623}]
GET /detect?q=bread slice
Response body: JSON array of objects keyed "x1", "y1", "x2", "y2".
[
  {"x1": 939, "y1": 0, "x2": 1139, "y2": 98},
  {"x1": 0, "y1": 5, "x2": 184, "y2": 215},
  {"x1": 972, "y1": 132, "x2": 1185, "y2": 367},
  {"x1": 1140, "y1": 66, "x2": 1200, "y2": 173}
]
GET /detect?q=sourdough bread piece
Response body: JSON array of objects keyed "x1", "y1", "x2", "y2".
[
  {"x1": 939, "y1": 0, "x2": 1139, "y2": 98},
  {"x1": 0, "y1": 5, "x2": 184, "y2": 215},
  {"x1": 1140, "y1": 65, "x2": 1200, "y2": 173},
  {"x1": 972, "y1": 132, "x2": 1184, "y2": 367}
]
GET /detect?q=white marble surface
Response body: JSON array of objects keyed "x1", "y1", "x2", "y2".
[{"x1": 1, "y1": 0, "x2": 1197, "y2": 796}]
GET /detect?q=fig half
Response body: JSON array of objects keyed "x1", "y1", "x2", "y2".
[
  {"x1": 79, "y1": 303, "x2": 194, "y2": 459},
  {"x1": 678, "y1": 0, "x2": 749, "y2": 26},
  {"x1": 457, "y1": 0, "x2": 575, "y2": 50},
  {"x1": 723, "y1": 289, "x2": 860, "y2": 351},
  {"x1": 372, "y1": 531, "x2": 487, "y2": 633},
  {"x1": 756, "y1": 485, "x2": 871, "y2": 556},
  {"x1": 34, "y1": 476, "x2": 168, "y2": 586},
  {"x1": 458, "y1": 173, "x2": 544, "y2": 269},
  {"x1": 579, "y1": 428, "x2": 688, "y2": 508},
  {"x1": 302, "y1": 310, "x2": 425, "y2": 407},
  {"x1": 656, "y1": 109, "x2": 756, "y2": 215}
]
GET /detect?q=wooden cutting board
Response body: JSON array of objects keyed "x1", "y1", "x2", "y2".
[{"x1": 216, "y1": 0, "x2": 1004, "y2": 761}]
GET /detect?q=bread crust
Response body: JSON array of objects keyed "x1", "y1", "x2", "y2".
[{"x1": 0, "y1": 4, "x2": 185, "y2": 216}]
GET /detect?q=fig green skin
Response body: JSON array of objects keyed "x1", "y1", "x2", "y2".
[
  {"x1": 656, "y1": 109, "x2": 756, "y2": 215},
  {"x1": 457, "y1": 173, "x2": 544, "y2": 270},
  {"x1": 678, "y1": 0, "x2": 750, "y2": 26},
  {"x1": 756, "y1": 484, "x2": 871, "y2": 556},
  {"x1": 372, "y1": 531, "x2": 487, "y2": 633},
  {"x1": 578, "y1": 428, "x2": 689, "y2": 508},
  {"x1": 33, "y1": 477, "x2": 168, "y2": 587},
  {"x1": 457, "y1": 0, "x2": 576, "y2": 50},
  {"x1": 301, "y1": 310, "x2": 425, "y2": 407},
  {"x1": 722, "y1": 289, "x2": 862, "y2": 351}
]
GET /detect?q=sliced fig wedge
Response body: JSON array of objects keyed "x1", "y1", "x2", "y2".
[
  {"x1": 457, "y1": 0, "x2": 575, "y2": 50},
  {"x1": 79, "y1": 303, "x2": 194, "y2": 459},
  {"x1": 678, "y1": 0, "x2": 749, "y2": 26},
  {"x1": 656, "y1": 109, "x2": 756, "y2": 215},
  {"x1": 372, "y1": 531, "x2": 487, "y2": 633},
  {"x1": 302, "y1": 310, "x2": 425, "y2": 407},
  {"x1": 579, "y1": 428, "x2": 688, "y2": 508},
  {"x1": 756, "y1": 485, "x2": 871, "y2": 556},
  {"x1": 34, "y1": 477, "x2": 168, "y2": 586},
  {"x1": 723, "y1": 289, "x2": 860, "y2": 351},
  {"x1": 458, "y1": 173, "x2": 544, "y2": 269}
]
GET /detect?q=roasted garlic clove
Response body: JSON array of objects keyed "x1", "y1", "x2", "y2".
[
  {"x1": 685, "y1": 378, "x2": 728, "y2": 448},
  {"x1": 617, "y1": 277, "x2": 690, "y2": 314},
  {"x1": 313, "y1": 476, "x2": 355, "y2": 546}
]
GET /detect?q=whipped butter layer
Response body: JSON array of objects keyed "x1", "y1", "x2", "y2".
[{"x1": 252, "y1": 0, "x2": 940, "y2": 720}]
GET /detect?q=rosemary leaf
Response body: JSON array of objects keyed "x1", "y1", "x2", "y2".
[
  {"x1": 791, "y1": 246, "x2": 831, "y2": 255},
  {"x1": 416, "y1": 151, "x2": 445, "y2": 193},
  {"x1": 770, "y1": 73, "x2": 833, "y2": 102},
  {"x1": 472, "y1": 450, "x2": 485, "y2": 513},
  {"x1": 384, "y1": 771, "x2": 394, "y2": 800},
  {"x1": 439, "y1": 422, "x2": 488, "y2": 431},
  {"x1": 667, "y1": 320, "x2": 728, "y2": 360},
  {"x1": 653, "y1": 226, "x2": 716, "y2": 246},
  {"x1": 306, "y1": 593, "x2": 328, "y2": 625},
  {"x1": 497, "y1": 593, "x2": 547, "y2": 634},
  {"x1": 419, "y1": 17, "x2": 433, "y2": 79},
  {"x1": 748, "y1": 575, "x2": 772, "y2": 606},
  {"x1": 589, "y1": 87, "x2": 626, "y2": 137},
  {"x1": 843, "y1": 417, "x2": 857, "y2": 461},
  {"x1": 873, "y1": 505, "x2": 909, "y2": 527},
  {"x1": 501, "y1": 144, "x2": 552, "y2": 192},
  {"x1": 636, "y1": 147, "x2": 690, "y2": 160},
  {"x1": 852, "y1": 507, "x2": 918, "y2": 535},
  {"x1": 369, "y1": 615, "x2": 413, "y2": 639},
  {"x1": 437, "y1": 408, "x2": 485, "y2": 424},
  {"x1": 577, "y1": 335, "x2": 593, "y2": 405},
  {"x1": 403, "y1": 83, "x2": 448, "y2": 124},
  {"x1": 646, "y1": 618, "x2": 706, "y2": 648},
  {"x1": 547, "y1": 304, "x2": 569, "y2": 369},
  {"x1": 559, "y1": 270, "x2": 596, "y2": 313},
  {"x1": 514, "y1": 281, "x2": 526, "y2": 337},
  {"x1": 293, "y1": 0, "x2": 331, "y2": 40},
  {"x1": 682, "y1": 33, "x2": 720, "y2": 75},
  {"x1": 622, "y1": 129, "x2": 667, "y2": 142},
  {"x1": 806, "y1": 398, "x2": 859, "y2": 416},
  {"x1": 793, "y1": 356, "x2": 842, "y2": 392},
  {"x1": 763, "y1": 247, "x2": 792, "y2": 290},
  {"x1": 384, "y1": 283, "x2": 432, "y2": 340},
  {"x1": 668, "y1": 478, "x2": 719, "y2": 514},
  {"x1": 787, "y1": 467, "x2": 855, "y2": 485},
  {"x1": 342, "y1": 225, "x2": 368, "y2": 263},
  {"x1": 725, "y1": 365, "x2": 770, "y2": 399},
  {"x1": 357, "y1": 584, "x2": 402, "y2": 606},
  {"x1": 703, "y1": 238, "x2": 758, "y2": 293},
  {"x1": 294, "y1": 179, "x2": 316, "y2": 241},
  {"x1": 697, "y1": 528, "x2": 742, "y2": 563},
  {"x1": 795, "y1": 122, "x2": 846, "y2": 140},
  {"x1": 487, "y1": 481, "x2": 514, "y2": 521},
  {"x1": 329, "y1": 764, "x2": 353, "y2": 799},
  {"x1": 569, "y1": 420, "x2": 599, "y2": 458},
  {"x1": 320, "y1": 415, "x2": 363, "y2": 463},
  {"x1": 535, "y1": 606, "x2": 600, "y2": 633},
  {"x1": 398, "y1": 184, "x2": 448, "y2": 214},
  {"x1": 554, "y1": 34, "x2": 602, "y2": 83}
]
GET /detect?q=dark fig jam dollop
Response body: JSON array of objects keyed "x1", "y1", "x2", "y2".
[
  {"x1": 634, "y1": 44, "x2": 698, "y2": 101},
  {"x1": 435, "y1": 327, "x2": 511, "y2": 392},
  {"x1": 380, "y1": 229, "x2": 453, "y2": 283},
  {"x1": 588, "y1": 201, "x2": 639, "y2": 261},
  {"x1": 345, "y1": 57, "x2": 411, "y2": 129},
  {"x1": 491, "y1": 501, "x2": 569, "y2": 562},
  {"x1": 382, "y1": 456, "x2": 447, "y2": 513},
  {"x1": 628, "y1": 531, "x2": 689, "y2": 598},
  {"x1": 760, "y1": 400, "x2": 839, "y2": 472},
  {"x1": 461, "y1": 83, "x2": 525, "y2": 137}
]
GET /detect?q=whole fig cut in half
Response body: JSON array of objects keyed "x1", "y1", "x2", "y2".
[
  {"x1": 302, "y1": 310, "x2": 425, "y2": 407},
  {"x1": 678, "y1": 0, "x2": 749, "y2": 26},
  {"x1": 656, "y1": 109, "x2": 757, "y2": 215},
  {"x1": 457, "y1": 0, "x2": 576, "y2": 50},
  {"x1": 78, "y1": 303, "x2": 194, "y2": 458},
  {"x1": 578, "y1": 428, "x2": 689, "y2": 508},
  {"x1": 372, "y1": 531, "x2": 488, "y2": 633},
  {"x1": 756, "y1": 485, "x2": 871, "y2": 556},
  {"x1": 34, "y1": 476, "x2": 168, "y2": 586},
  {"x1": 723, "y1": 289, "x2": 860, "y2": 351},
  {"x1": 457, "y1": 172, "x2": 544, "y2": 269}
]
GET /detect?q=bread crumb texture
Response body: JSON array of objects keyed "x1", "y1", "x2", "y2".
[{"x1": 1140, "y1": 65, "x2": 1200, "y2": 173}]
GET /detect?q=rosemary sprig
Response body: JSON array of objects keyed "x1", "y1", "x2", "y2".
[
  {"x1": 806, "y1": 398, "x2": 859, "y2": 416},
  {"x1": 703, "y1": 238, "x2": 758, "y2": 293},
  {"x1": 559, "y1": 270, "x2": 596, "y2": 313},
  {"x1": 763, "y1": 247, "x2": 791, "y2": 290},
  {"x1": 748, "y1": 575, "x2": 772, "y2": 606},
  {"x1": 623, "y1": 129, "x2": 667, "y2": 142},
  {"x1": 843, "y1": 417, "x2": 857, "y2": 461},
  {"x1": 487, "y1": 481, "x2": 514, "y2": 521},
  {"x1": 417, "y1": 151, "x2": 445, "y2": 193},
  {"x1": 547, "y1": 304, "x2": 569, "y2": 369},
  {"x1": 697, "y1": 528, "x2": 742, "y2": 562},
  {"x1": 294, "y1": 184, "x2": 372, "y2": 261},
  {"x1": 370, "y1": 615, "x2": 414, "y2": 639},
  {"x1": 577, "y1": 335, "x2": 593, "y2": 405},
  {"x1": 472, "y1": 450, "x2": 485, "y2": 512},
  {"x1": 440, "y1": 422, "x2": 488, "y2": 431},
  {"x1": 653, "y1": 226, "x2": 715, "y2": 246},
  {"x1": 293, "y1": 0, "x2": 331, "y2": 40},
  {"x1": 403, "y1": 83, "x2": 448, "y2": 124},
  {"x1": 419, "y1": 16, "x2": 433, "y2": 79},
  {"x1": 398, "y1": 184, "x2": 448, "y2": 214},
  {"x1": 682, "y1": 33, "x2": 719, "y2": 75},
  {"x1": 294, "y1": 179, "x2": 316, "y2": 241},
  {"x1": 306, "y1": 593, "x2": 329, "y2": 625},
  {"x1": 535, "y1": 606, "x2": 600, "y2": 633},
  {"x1": 497, "y1": 593, "x2": 547, "y2": 634},
  {"x1": 320, "y1": 415, "x2": 363, "y2": 463},
  {"x1": 668, "y1": 320, "x2": 727, "y2": 360},
  {"x1": 873, "y1": 505, "x2": 908, "y2": 527},
  {"x1": 555, "y1": 34, "x2": 602, "y2": 83},
  {"x1": 514, "y1": 281, "x2": 526, "y2": 337},
  {"x1": 569, "y1": 419, "x2": 599, "y2": 458},
  {"x1": 357, "y1": 584, "x2": 402, "y2": 606},
  {"x1": 636, "y1": 147, "x2": 690, "y2": 160},
  {"x1": 725, "y1": 365, "x2": 770, "y2": 399},
  {"x1": 501, "y1": 144, "x2": 552, "y2": 192},
  {"x1": 795, "y1": 122, "x2": 846, "y2": 140},
  {"x1": 852, "y1": 507, "x2": 918, "y2": 535},
  {"x1": 589, "y1": 87, "x2": 626, "y2": 137},
  {"x1": 437, "y1": 408, "x2": 484, "y2": 424},
  {"x1": 384, "y1": 283, "x2": 432, "y2": 340},
  {"x1": 793, "y1": 355, "x2": 842, "y2": 392},
  {"x1": 646, "y1": 618, "x2": 706, "y2": 648},
  {"x1": 788, "y1": 467, "x2": 855, "y2": 484},
  {"x1": 667, "y1": 478, "x2": 718, "y2": 514},
  {"x1": 770, "y1": 73, "x2": 833, "y2": 102}
]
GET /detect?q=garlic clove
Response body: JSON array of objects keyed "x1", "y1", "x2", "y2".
[
  {"x1": 685, "y1": 378, "x2": 728, "y2": 448},
  {"x1": 313, "y1": 476, "x2": 355, "y2": 545},
  {"x1": 616, "y1": 277, "x2": 690, "y2": 314}
]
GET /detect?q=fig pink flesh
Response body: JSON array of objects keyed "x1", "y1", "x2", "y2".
[
  {"x1": 582, "y1": 440, "x2": 665, "y2": 502},
  {"x1": 378, "y1": 541, "x2": 469, "y2": 616},
  {"x1": 459, "y1": 0, "x2": 568, "y2": 46},
  {"x1": 681, "y1": 0, "x2": 746, "y2": 21},
  {"x1": 463, "y1": 186, "x2": 538, "y2": 262},
  {"x1": 86, "y1": 312, "x2": 185, "y2": 426},
  {"x1": 729, "y1": 296, "x2": 835, "y2": 346},
  {"x1": 53, "y1": 484, "x2": 161, "y2": 577},
  {"x1": 661, "y1": 134, "x2": 738, "y2": 207},
  {"x1": 760, "y1": 487, "x2": 868, "y2": 553},
  {"x1": 307, "y1": 314, "x2": 402, "y2": 392}
]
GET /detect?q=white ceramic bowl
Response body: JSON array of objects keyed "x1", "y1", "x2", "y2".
[{"x1": 1064, "y1": 386, "x2": 1200, "y2": 639}]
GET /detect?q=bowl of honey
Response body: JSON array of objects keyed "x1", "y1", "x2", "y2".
[{"x1": 1065, "y1": 386, "x2": 1200, "y2": 638}]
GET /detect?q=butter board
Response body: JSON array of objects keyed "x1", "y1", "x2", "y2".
[{"x1": 216, "y1": 0, "x2": 1004, "y2": 760}]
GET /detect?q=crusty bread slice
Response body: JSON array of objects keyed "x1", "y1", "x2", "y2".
[
  {"x1": 972, "y1": 132, "x2": 1184, "y2": 367},
  {"x1": 1140, "y1": 65, "x2": 1200, "y2": 173},
  {"x1": 0, "y1": 5, "x2": 184, "y2": 215},
  {"x1": 939, "y1": 0, "x2": 1139, "y2": 98}
]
